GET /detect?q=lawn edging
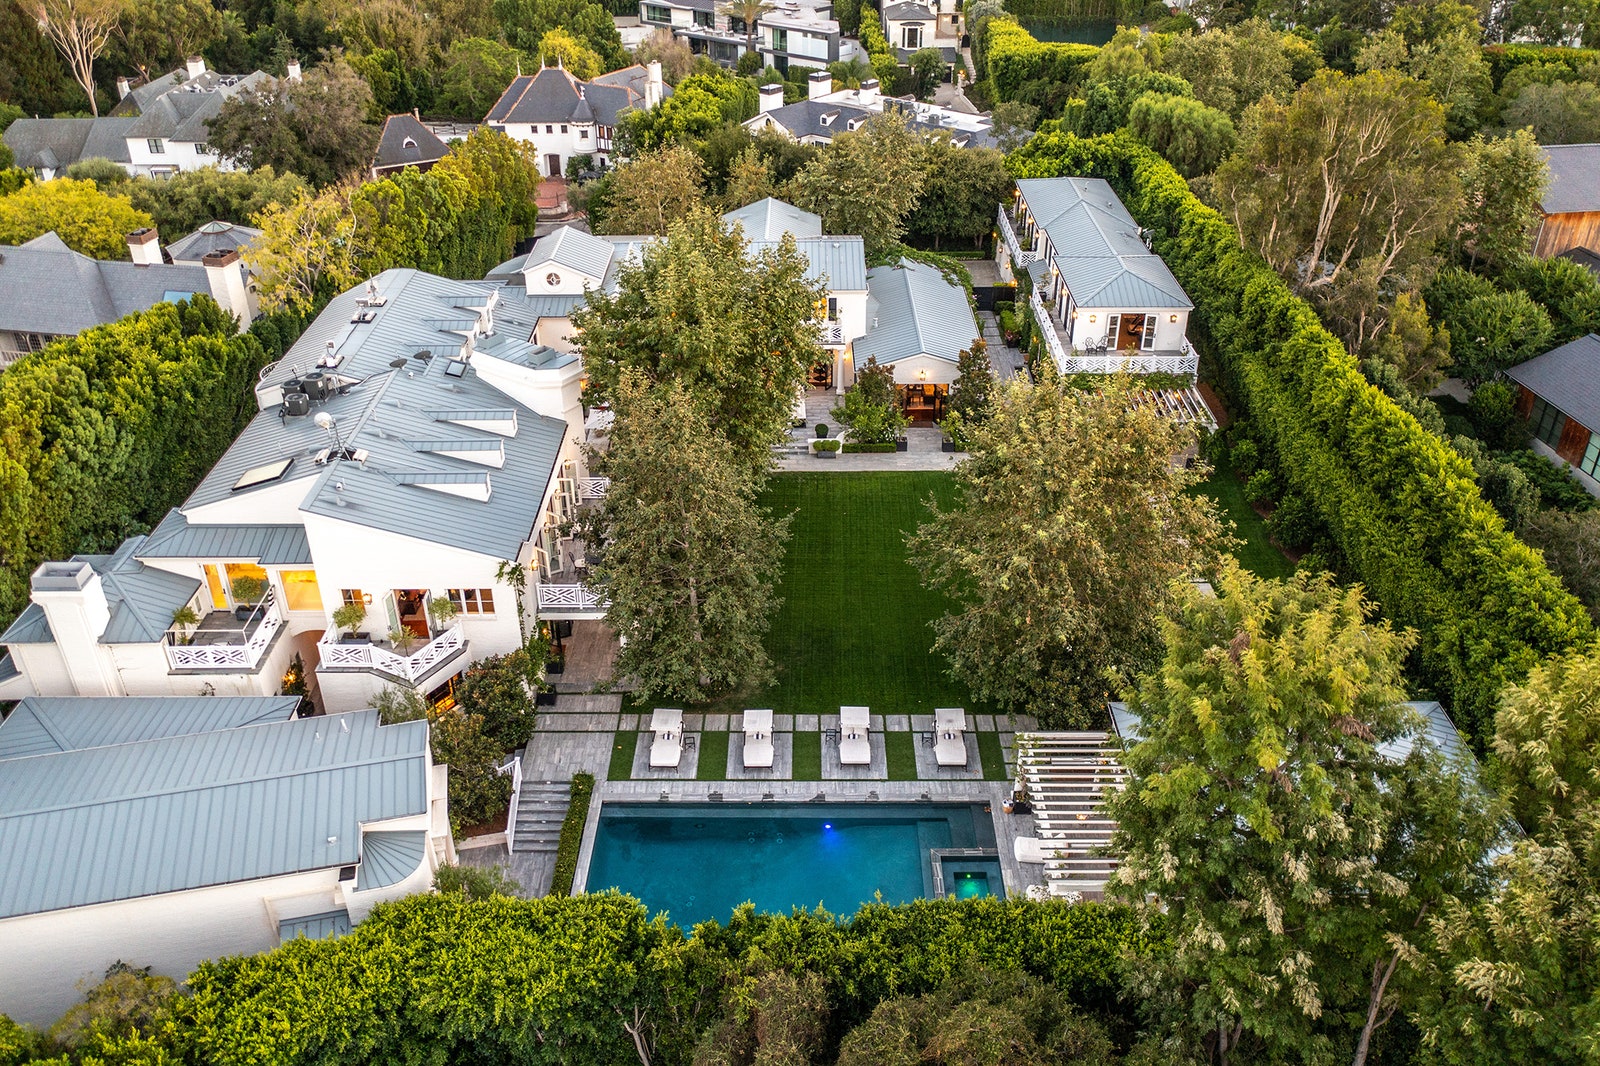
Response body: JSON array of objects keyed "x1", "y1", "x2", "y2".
[{"x1": 549, "y1": 772, "x2": 595, "y2": 897}]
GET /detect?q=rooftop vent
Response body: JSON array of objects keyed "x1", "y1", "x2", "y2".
[{"x1": 351, "y1": 310, "x2": 377, "y2": 324}]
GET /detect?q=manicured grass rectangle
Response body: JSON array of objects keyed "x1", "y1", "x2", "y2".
[
  {"x1": 696, "y1": 732, "x2": 730, "y2": 781},
  {"x1": 792, "y1": 732, "x2": 822, "y2": 780},
  {"x1": 977, "y1": 731, "x2": 1008, "y2": 782},
  {"x1": 884, "y1": 731, "x2": 917, "y2": 780},
  {"x1": 1192, "y1": 467, "x2": 1294, "y2": 580},
  {"x1": 607, "y1": 730, "x2": 638, "y2": 781}
]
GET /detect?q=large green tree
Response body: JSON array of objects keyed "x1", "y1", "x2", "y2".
[
  {"x1": 0, "y1": 177, "x2": 153, "y2": 257},
  {"x1": 903, "y1": 138, "x2": 1012, "y2": 251},
  {"x1": 438, "y1": 37, "x2": 526, "y2": 119},
  {"x1": 907, "y1": 370, "x2": 1226, "y2": 726},
  {"x1": 205, "y1": 56, "x2": 379, "y2": 186},
  {"x1": 788, "y1": 110, "x2": 927, "y2": 258},
  {"x1": 124, "y1": 164, "x2": 308, "y2": 238},
  {"x1": 1126, "y1": 91, "x2": 1236, "y2": 177},
  {"x1": 1108, "y1": 566, "x2": 1504, "y2": 1066},
  {"x1": 573, "y1": 206, "x2": 824, "y2": 474},
  {"x1": 1456, "y1": 129, "x2": 1549, "y2": 272},
  {"x1": 582, "y1": 373, "x2": 790, "y2": 703},
  {"x1": 591, "y1": 144, "x2": 704, "y2": 236},
  {"x1": 491, "y1": 0, "x2": 625, "y2": 69}
]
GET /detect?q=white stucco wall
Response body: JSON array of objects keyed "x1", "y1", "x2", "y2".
[
  {"x1": 123, "y1": 137, "x2": 231, "y2": 177},
  {"x1": 493, "y1": 122, "x2": 608, "y2": 175}
]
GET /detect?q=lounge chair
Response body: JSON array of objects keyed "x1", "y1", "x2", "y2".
[
  {"x1": 649, "y1": 708, "x2": 683, "y2": 769},
  {"x1": 839, "y1": 706, "x2": 871, "y2": 766},
  {"x1": 934, "y1": 707, "x2": 968, "y2": 767},
  {"x1": 1014, "y1": 836, "x2": 1062, "y2": 864},
  {"x1": 743, "y1": 709, "x2": 774, "y2": 769}
]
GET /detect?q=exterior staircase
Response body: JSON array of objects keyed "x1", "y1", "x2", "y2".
[
  {"x1": 512, "y1": 779, "x2": 573, "y2": 855},
  {"x1": 1016, "y1": 731, "x2": 1128, "y2": 898}
]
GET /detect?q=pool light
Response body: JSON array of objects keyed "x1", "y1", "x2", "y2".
[{"x1": 824, "y1": 823, "x2": 832, "y2": 830}]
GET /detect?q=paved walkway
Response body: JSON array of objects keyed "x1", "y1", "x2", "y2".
[
  {"x1": 977, "y1": 310, "x2": 1026, "y2": 380},
  {"x1": 778, "y1": 427, "x2": 960, "y2": 471}
]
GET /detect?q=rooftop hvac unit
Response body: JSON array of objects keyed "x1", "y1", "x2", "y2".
[
  {"x1": 302, "y1": 370, "x2": 331, "y2": 402},
  {"x1": 282, "y1": 392, "x2": 311, "y2": 417}
]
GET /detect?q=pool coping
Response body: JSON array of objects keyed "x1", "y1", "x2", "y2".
[{"x1": 571, "y1": 779, "x2": 1022, "y2": 899}]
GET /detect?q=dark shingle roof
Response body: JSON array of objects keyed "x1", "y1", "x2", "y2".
[
  {"x1": 2, "y1": 118, "x2": 134, "y2": 169},
  {"x1": 484, "y1": 67, "x2": 642, "y2": 128},
  {"x1": 123, "y1": 70, "x2": 272, "y2": 142},
  {"x1": 165, "y1": 221, "x2": 262, "y2": 264},
  {"x1": 0, "y1": 234, "x2": 210, "y2": 337},
  {"x1": 1505, "y1": 333, "x2": 1600, "y2": 433},
  {"x1": 882, "y1": 1, "x2": 935, "y2": 17},
  {"x1": 373, "y1": 113, "x2": 451, "y2": 172},
  {"x1": 1541, "y1": 144, "x2": 1600, "y2": 215},
  {"x1": 1560, "y1": 246, "x2": 1600, "y2": 276},
  {"x1": 751, "y1": 98, "x2": 995, "y2": 148}
]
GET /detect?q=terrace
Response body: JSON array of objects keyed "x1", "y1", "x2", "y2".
[{"x1": 164, "y1": 593, "x2": 285, "y2": 672}]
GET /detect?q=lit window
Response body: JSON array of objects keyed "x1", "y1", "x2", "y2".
[
  {"x1": 279, "y1": 569, "x2": 322, "y2": 611},
  {"x1": 340, "y1": 588, "x2": 365, "y2": 606},
  {"x1": 448, "y1": 588, "x2": 497, "y2": 615}
]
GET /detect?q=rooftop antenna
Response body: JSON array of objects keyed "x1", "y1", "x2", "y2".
[{"x1": 314, "y1": 411, "x2": 345, "y2": 456}]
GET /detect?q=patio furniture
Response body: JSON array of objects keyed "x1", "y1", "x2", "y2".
[
  {"x1": 839, "y1": 706, "x2": 871, "y2": 766},
  {"x1": 933, "y1": 707, "x2": 968, "y2": 767},
  {"x1": 650, "y1": 708, "x2": 683, "y2": 769},
  {"x1": 1014, "y1": 836, "x2": 1062, "y2": 864},
  {"x1": 743, "y1": 709, "x2": 774, "y2": 769}
]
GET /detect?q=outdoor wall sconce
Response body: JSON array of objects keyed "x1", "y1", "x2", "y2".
[
  {"x1": 1088, "y1": 315, "x2": 1097, "y2": 323},
  {"x1": 362, "y1": 593, "x2": 373, "y2": 605},
  {"x1": 918, "y1": 368, "x2": 928, "y2": 381},
  {"x1": 1170, "y1": 314, "x2": 1178, "y2": 322},
  {"x1": 1070, "y1": 310, "x2": 1078, "y2": 320}
]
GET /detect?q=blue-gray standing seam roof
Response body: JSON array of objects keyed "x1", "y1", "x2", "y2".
[{"x1": 0, "y1": 695, "x2": 299, "y2": 761}]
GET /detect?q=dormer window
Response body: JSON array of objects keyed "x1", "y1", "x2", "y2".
[
  {"x1": 820, "y1": 109, "x2": 841, "y2": 126},
  {"x1": 846, "y1": 117, "x2": 863, "y2": 131},
  {"x1": 402, "y1": 136, "x2": 417, "y2": 148}
]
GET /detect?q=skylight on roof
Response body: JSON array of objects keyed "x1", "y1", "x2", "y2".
[
  {"x1": 161, "y1": 290, "x2": 197, "y2": 304},
  {"x1": 232, "y1": 458, "x2": 293, "y2": 491}
]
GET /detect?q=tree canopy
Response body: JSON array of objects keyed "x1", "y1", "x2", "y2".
[{"x1": 0, "y1": 177, "x2": 152, "y2": 258}]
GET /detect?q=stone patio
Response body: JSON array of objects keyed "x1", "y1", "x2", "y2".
[{"x1": 725, "y1": 732, "x2": 795, "y2": 779}]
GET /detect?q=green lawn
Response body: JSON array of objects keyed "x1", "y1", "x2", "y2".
[
  {"x1": 607, "y1": 730, "x2": 638, "y2": 781},
  {"x1": 696, "y1": 732, "x2": 730, "y2": 781},
  {"x1": 1193, "y1": 468, "x2": 1295, "y2": 580},
  {"x1": 977, "y1": 732, "x2": 1009, "y2": 782},
  {"x1": 884, "y1": 731, "x2": 917, "y2": 780},
  {"x1": 792, "y1": 732, "x2": 822, "y2": 780}
]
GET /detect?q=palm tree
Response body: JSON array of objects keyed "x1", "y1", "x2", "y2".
[
  {"x1": 719, "y1": 0, "x2": 775, "y2": 64},
  {"x1": 828, "y1": 55, "x2": 871, "y2": 89}
]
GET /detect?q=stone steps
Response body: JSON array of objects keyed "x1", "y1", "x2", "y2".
[{"x1": 512, "y1": 780, "x2": 573, "y2": 854}]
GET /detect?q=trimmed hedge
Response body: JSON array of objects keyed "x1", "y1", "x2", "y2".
[
  {"x1": 979, "y1": 17, "x2": 1101, "y2": 101},
  {"x1": 1483, "y1": 43, "x2": 1600, "y2": 90},
  {"x1": 1008, "y1": 131, "x2": 1593, "y2": 741},
  {"x1": 549, "y1": 771, "x2": 595, "y2": 896},
  {"x1": 858, "y1": 3, "x2": 909, "y2": 95},
  {"x1": 844, "y1": 442, "x2": 897, "y2": 452}
]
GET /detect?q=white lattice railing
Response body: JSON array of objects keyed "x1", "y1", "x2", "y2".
[
  {"x1": 1028, "y1": 287, "x2": 1069, "y2": 370},
  {"x1": 165, "y1": 598, "x2": 284, "y2": 671},
  {"x1": 501, "y1": 755, "x2": 523, "y2": 851},
  {"x1": 819, "y1": 322, "x2": 844, "y2": 346},
  {"x1": 998, "y1": 204, "x2": 1037, "y2": 266},
  {"x1": 1060, "y1": 337, "x2": 1200, "y2": 378},
  {"x1": 536, "y1": 582, "x2": 608, "y2": 614},
  {"x1": 578, "y1": 477, "x2": 610, "y2": 500},
  {"x1": 317, "y1": 625, "x2": 464, "y2": 685}
]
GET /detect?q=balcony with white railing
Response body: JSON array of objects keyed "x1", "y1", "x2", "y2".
[
  {"x1": 535, "y1": 582, "x2": 608, "y2": 618},
  {"x1": 1028, "y1": 286, "x2": 1069, "y2": 370},
  {"x1": 165, "y1": 594, "x2": 285, "y2": 672},
  {"x1": 1059, "y1": 337, "x2": 1200, "y2": 378},
  {"x1": 317, "y1": 624, "x2": 466, "y2": 686},
  {"x1": 578, "y1": 477, "x2": 610, "y2": 501},
  {"x1": 998, "y1": 203, "x2": 1037, "y2": 267},
  {"x1": 818, "y1": 321, "x2": 844, "y2": 346}
]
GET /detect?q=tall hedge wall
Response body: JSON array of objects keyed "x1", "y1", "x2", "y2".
[
  {"x1": 978, "y1": 17, "x2": 1101, "y2": 101},
  {"x1": 1482, "y1": 43, "x2": 1600, "y2": 90},
  {"x1": 1008, "y1": 131, "x2": 1593, "y2": 740}
]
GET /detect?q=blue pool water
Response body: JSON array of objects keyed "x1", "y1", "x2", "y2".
[{"x1": 585, "y1": 803, "x2": 995, "y2": 926}]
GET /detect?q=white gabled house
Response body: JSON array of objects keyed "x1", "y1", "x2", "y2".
[
  {"x1": 0, "y1": 695, "x2": 451, "y2": 1026},
  {"x1": 0, "y1": 269, "x2": 600, "y2": 712},
  {"x1": 483, "y1": 61, "x2": 667, "y2": 178},
  {"x1": 996, "y1": 177, "x2": 1198, "y2": 378}
]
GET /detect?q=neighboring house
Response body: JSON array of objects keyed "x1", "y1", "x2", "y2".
[
  {"x1": 853, "y1": 257, "x2": 980, "y2": 421},
  {"x1": 372, "y1": 112, "x2": 452, "y2": 178},
  {"x1": 0, "y1": 695, "x2": 452, "y2": 1026},
  {"x1": 484, "y1": 61, "x2": 667, "y2": 178},
  {"x1": 164, "y1": 219, "x2": 263, "y2": 265},
  {"x1": 1505, "y1": 333, "x2": 1600, "y2": 498},
  {"x1": 486, "y1": 198, "x2": 867, "y2": 389},
  {"x1": 639, "y1": 0, "x2": 845, "y2": 70},
  {"x1": 0, "y1": 228, "x2": 257, "y2": 368},
  {"x1": 0, "y1": 268, "x2": 598, "y2": 709},
  {"x1": 881, "y1": 0, "x2": 960, "y2": 58},
  {"x1": 744, "y1": 77, "x2": 996, "y2": 147},
  {"x1": 1534, "y1": 144, "x2": 1600, "y2": 260},
  {"x1": 4, "y1": 57, "x2": 273, "y2": 178},
  {"x1": 996, "y1": 177, "x2": 1198, "y2": 378}
]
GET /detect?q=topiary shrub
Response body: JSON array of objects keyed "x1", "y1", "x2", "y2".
[{"x1": 815, "y1": 422, "x2": 830, "y2": 438}]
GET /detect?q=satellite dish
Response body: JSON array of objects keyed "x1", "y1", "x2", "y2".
[
  {"x1": 314, "y1": 411, "x2": 333, "y2": 429},
  {"x1": 390, "y1": 357, "x2": 407, "y2": 368}
]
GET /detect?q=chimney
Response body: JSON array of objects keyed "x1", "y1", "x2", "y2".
[
  {"x1": 127, "y1": 227, "x2": 162, "y2": 266},
  {"x1": 203, "y1": 248, "x2": 252, "y2": 329},
  {"x1": 645, "y1": 60, "x2": 663, "y2": 109},
  {"x1": 808, "y1": 70, "x2": 833, "y2": 101},
  {"x1": 116, "y1": 76, "x2": 131, "y2": 100},
  {"x1": 758, "y1": 82, "x2": 784, "y2": 114},
  {"x1": 30, "y1": 561, "x2": 118, "y2": 697},
  {"x1": 185, "y1": 55, "x2": 206, "y2": 81},
  {"x1": 286, "y1": 58, "x2": 302, "y2": 83},
  {"x1": 860, "y1": 78, "x2": 880, "y2": 106}
]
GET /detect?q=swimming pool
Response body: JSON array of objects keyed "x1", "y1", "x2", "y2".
[{"x1": 583, "y1": 802, "x2": 999, "y2": 926}]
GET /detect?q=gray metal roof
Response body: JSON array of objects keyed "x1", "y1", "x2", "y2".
[
  {"x1": 46, "y1": 537, "x2": 200, "y2": 645},
  {"x1": 1505, "y1": 333, "x2": 1600, "y2": 433},
  {"x1": 856, "y1": 258, "x2": 979, "y2": 366},
  {"x1": 356, "y1": 829, "x2": 428, "y2": 890},
  {"x1": 1540, "y1": 144, "x2": 1600, "y2": 215},
  {"x1": 755, "y1": 235, "x2": 868, "y2": 292},
  {"x1": 165, "y1": 221, "x2": 261, "y2": 265},
  {"x1": 525, "y1": 225, "x2": 616, "y2": 281},
  {"x1": 2, "y1": 117, "x2": 134, "y2": 169},
  {"x1": 139, "y1": 508, "x2": 312, "y2": 565},
  {"x1": 1054, "y1": 254, "x2": 1192, "y2": 310},
  {"x1": 0, "y1": 233, "x2": 211, "y2": 338},
  {"x1": 0, "y1": 604, "x2": 52, "y2": 645},
  {"x1": 722, "y1": 198, "x2": 823, "y2": 240},
  {"x1": 279, "y1": 909, "x2": 351, "y2": 942},
  {"x1": 192, "y1": 270, "x2": 568, "y2": 560},
  {"x1": 373, "y1": 113, "x2": 451, "y2": 172},
  {"x1": 0, "y1": 710, "x2": 430, "y2": 918},
  {"x1": 484, "y1": 67, "x2": 642, "y2": 128},
  {"x1": 0, "y1": 695, "x2": 298, "y2": 760}
]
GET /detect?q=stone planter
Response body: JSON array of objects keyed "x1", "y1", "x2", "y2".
[
  {"x1": 941, "y1": 438, "x2": 955, "y2": 452},
  {"x1": 895, "y1": 437, "x2": 908, "y2": 452},
  {"x1": 814, "y1": 447, "x2": 838, "y2": 458}
]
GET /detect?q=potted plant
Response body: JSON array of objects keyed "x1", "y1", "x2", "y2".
[
  {"x1": 333, "y1": 601, "x2": 368, "y2": 643},
  {"x1": 427, "y1": 595, "x2": 459, "y2": 630},
  {"x1": 170, "y1": 605, "x2": 200, "y2": 644},
  {"x1": 815, "y1": 422, "x2": 829, "y2": 439},
  {"x1": 388, "y1": 627, "x2": 420, "y2": 655},
  {"x1": 230, "y1": 575, "x2": 267, "y2": 621},
  {"x1": 813, "y1": 438, "x2": 841, "y2": 458}
]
